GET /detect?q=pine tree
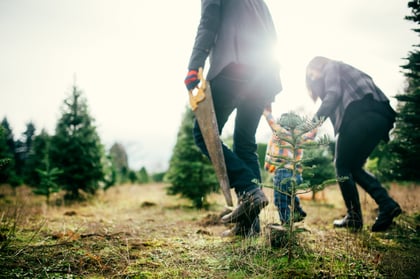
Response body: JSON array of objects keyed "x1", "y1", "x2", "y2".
[
  {"x1": 0, "y1": 126, "x2": 12, "y2": 182},
  {"x1": 109, "y1": 142, "x2": 129, "y2": 184},
  {"x1": 17, "y1": 122, "x2": 36, "y2": 181},
  {"x1": 50, "y1": 83, "x2": 105, "y2": 200},
  {"x1": 388, "y1": 0, "x2": 420, "y2": 182},
  {"x1": 261, "y1": 113, "x2": 333, "y2": 262},
  {"x1": 32, "y1": 142, "x2": 62, "y2": 204},
  {"x1": 165, "y1": 107, "x2": 218, "y2": 209},
  {"x1": 101, "y1": 154, "x2": 117, "y2": 191},
  {"x1": 137, "y1": 167, "x2": 149, "y2": 184},
  {"x1": 301, "y1": 146, "x2": 335, "y2": 200},
  {"x1": 0, "y1": 118, "x2": 20, "y2": 187},
  {"x1": 24, "y1": 129, "x2": 51, "y2": 187}
]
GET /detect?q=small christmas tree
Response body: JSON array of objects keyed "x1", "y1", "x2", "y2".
[
  {"x1": 261, "y1": 113, "x2": 338, "y2": 262},
  {"x1": 32, "y1": 143, "x2": 62, "y2": 205}
]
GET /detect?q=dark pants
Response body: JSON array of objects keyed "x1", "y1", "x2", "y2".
[
  {"x1": 193, "y1": 64, "x2": 276, "y2": 193},
  {"x1": 335, "y1": 112, "x2": 396, "y2": 216}
]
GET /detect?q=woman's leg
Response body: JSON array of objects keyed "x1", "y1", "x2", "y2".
[
  {"x1": 334, "y1": 124, "x2": 364, "y2": 229},
  {"x1": 346, "y1": 112, "x2": 401, "y2": 231},
  {"x1": 335, "y1": 112, "x2": 400, "y2": 231}
]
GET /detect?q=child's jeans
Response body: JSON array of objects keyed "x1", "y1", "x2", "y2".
[{"x1": 273, "y1": 168, "x2": 303, "y2": 223}]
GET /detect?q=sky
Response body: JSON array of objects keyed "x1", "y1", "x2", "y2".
[{"x1": 0, "y1": 1, "x2": 417, "y2": 172}]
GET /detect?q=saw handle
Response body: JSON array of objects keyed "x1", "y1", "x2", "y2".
[{"x1": 188, "y1": 67, "x2": 206, "y2": 111}]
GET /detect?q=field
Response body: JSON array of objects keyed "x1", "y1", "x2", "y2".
[{"x1": 0, "y1": 182, "x2": 419, "y2": 278}]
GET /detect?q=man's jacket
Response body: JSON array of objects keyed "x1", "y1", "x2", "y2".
[{"x1": 188, "y1": 0, "x2": 278, "y2": 81}]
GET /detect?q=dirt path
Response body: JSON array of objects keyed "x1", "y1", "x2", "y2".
[{"x1": 0, "y1": 183, "x2": 418, "y2": 278}]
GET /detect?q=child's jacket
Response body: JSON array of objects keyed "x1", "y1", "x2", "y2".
[{"x1": 263, "y1": 110, "x2": 316, "y2": 173}]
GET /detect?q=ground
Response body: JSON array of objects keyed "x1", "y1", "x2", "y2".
[{"x1": 0, "y1": 182, "x2": 419, "y2": 278}]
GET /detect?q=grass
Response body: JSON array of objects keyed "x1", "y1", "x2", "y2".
[{"x1": 0, "y1": 182, "x2": 419, "y2": 278}]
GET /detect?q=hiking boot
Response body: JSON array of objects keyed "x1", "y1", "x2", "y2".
[
  {"x1": 296, "y1": 207, "x2": 307, "y2": 217},
  {"x1": 280, "y1": 209, "x2": 306, "y2": 225},
  {"x1": 221, "y1": 188, "x2": 268, "y2": 224},
  {"x1": 371, "y1": 203, "x2": 402, "y2": 232},
  {"x1": 294, "y1": 207, "x2": 307, "y2": 222},
  {"x1": 292, "y1": 212, "x2": 305, "y2": 223},
  {"x1": 221, "y1": 218, "x2": 260, "y2": 237},
  {"x1": 333, "y1": 214, "x2": 363, "y2": 231}
]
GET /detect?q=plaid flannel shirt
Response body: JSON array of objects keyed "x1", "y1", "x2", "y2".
[{"x1": 315, "y1": 60, "x2": 390, "y2": 134}]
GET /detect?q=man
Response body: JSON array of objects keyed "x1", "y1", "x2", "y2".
[
  {"x1": 305, "y1": 56, "x2": 401, "y2": 232},
  {"x1": 184, "y1": 0, "x2": 282, "y2": 236}
]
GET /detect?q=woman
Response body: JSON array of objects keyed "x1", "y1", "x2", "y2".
[{"x1": 306, "y1": 56, "x2": 401, "y2": 232}]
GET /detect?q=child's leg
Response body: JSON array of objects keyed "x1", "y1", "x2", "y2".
[
  {"x1": 274, "y1": 169, "x2": 292, "y2": 223},
  {"x1": 293, "y1": 174, "x2": 307, "y2": 218}
]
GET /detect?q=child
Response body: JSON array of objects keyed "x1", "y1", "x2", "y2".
[{"x1": 263, "y1": 108, "x2": 316, "y2": 225}]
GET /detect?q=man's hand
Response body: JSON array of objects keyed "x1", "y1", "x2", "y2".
[{"x1": 184, "y1": 70, "x2": 200, "y2": 91}]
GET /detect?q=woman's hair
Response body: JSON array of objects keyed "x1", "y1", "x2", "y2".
[
  {"x1": 307, "y1": 56, "x2": 330, "y2": 72},
  {"x1": 305, "y1": 56, "x2": 330, "y2": 102}
]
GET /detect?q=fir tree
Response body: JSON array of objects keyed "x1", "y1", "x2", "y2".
[
  {"x1": 165, "y1": 107, "x2": 218, "y2": 209},
  {"x1": 261, "y1": 113, "x2": 334, "y2": 262},
  {"x1": 301, "y1": 146, "x2": 335, "y2": 200},
  {"x1": 32, "y1": 142, "x2": 62, "y2": 204},
  {"x1": 388, "y1": 0, "x2": 420, "y2": 182},
  {"x1": 137, "y1": 167, "x2": 149, "y2": 184},
  {"x1": 24, "y1": 129, "x2": 50, "y2": 187},
  {"x1": 50, "y1": 83, "x2": 105, "y2": 200},
  {"x1": 109, "y1": 142, "x2": 129, "y2": 184},
  {"x1": 17, "y1": 122, "x2": 36, "y2": 182},
  {"x1": 0, "y1": 118, "x2": 20, "y2": 188}
]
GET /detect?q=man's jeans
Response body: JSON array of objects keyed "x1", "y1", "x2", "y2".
[
  {"x1": 193, "y1": 64, "x2": 271, "y2": 192},
  {"x1": 273, "y1": 168, "x2": 302, "y2": 223}
]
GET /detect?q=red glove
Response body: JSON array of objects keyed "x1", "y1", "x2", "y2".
[
  {"x1": 184, "y1": 70, "x2": 199, "y2": 91},
  {"x1": 264, "y1": 103, "x2": 272, "y2": 113}
]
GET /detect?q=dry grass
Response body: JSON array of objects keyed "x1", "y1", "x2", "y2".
[{"x1": 0, "y1": 182, "x2": 418, "y2": 278}]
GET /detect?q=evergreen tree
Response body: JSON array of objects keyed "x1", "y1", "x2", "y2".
[
  {"x1": 257, "y1": 143, "x2": 267, "y2": 171},
  {"x1": 128, "y1": 170, "x2": 138, "y2": 184},
  {"x1": 32, "y1": 142, "x2": 62, "y2": 204},
  {"x1": 301, "y1": 146, "x2": 335, "y2": 200},
  {"x1": 137, "y1": 167, "x2": 149, "y2": 184},
  {"x1": 101, "y1": 154, "x2": 117, "y2": 191},
  {"x1": 388, "y1": 0, "x2": 420, "y2": 181},
  {"x1": 0, "y1": 126, "x2": 12, "y2": 182},
  {"x1": 261, "y1": 113, "x2": 332, "y2": 262},
  {"x1": 50, "y1": 83, "x2": 105, "y2": 200},
  {"x1": 109, "y1": 142, "x2": 129, "y2": 184},
  {"x1": 24, "y1": 129, "x2": 50, "y2": 187},
  {"x1": 16, "y1": 122, "x2": 36, "y2": 181},
  {"x1": 0, "y1": 118, "x2": 20, "y2": 187},
  {"x1": 165, "y1": 107, "x2": 218, "y2": 208}
]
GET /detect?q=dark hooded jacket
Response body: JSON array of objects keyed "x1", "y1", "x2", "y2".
[{"x1": 188, "y1": 0, "x2": 279, "y2": 83}]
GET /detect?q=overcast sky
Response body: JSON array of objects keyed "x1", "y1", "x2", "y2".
[{"x1": 0, "y1": 1, "x2": 417, "y2": 172}]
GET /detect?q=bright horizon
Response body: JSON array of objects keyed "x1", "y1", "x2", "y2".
[{"x1": 0, "y1": 1, "x2": 417, "y2": 172}]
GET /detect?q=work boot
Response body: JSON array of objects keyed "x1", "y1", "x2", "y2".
[
  {"x1": 334, "y1": 177, "x2": 363, "y2": 231},
  {"x1": 352, "y1": 169, "x2": 402, "y2": 232},
  {"x1": 221, "y1": 188, "x2": 268, "y2": 224},
  {"x1": 333, "y1": 213, "x2": 363, "y2": 231},
  {"x1": 371, "y1": 203, "x2": 402, "y2": 232},
  {"x1": 221, "y1": 217, "x2": 260, "y2": 237},
  {"x1": 280, "y1": 207, "x2": 307, "y2": 224},
  {"x1": 293, "y1": 207, "x2": 307, "y2": 222}
]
